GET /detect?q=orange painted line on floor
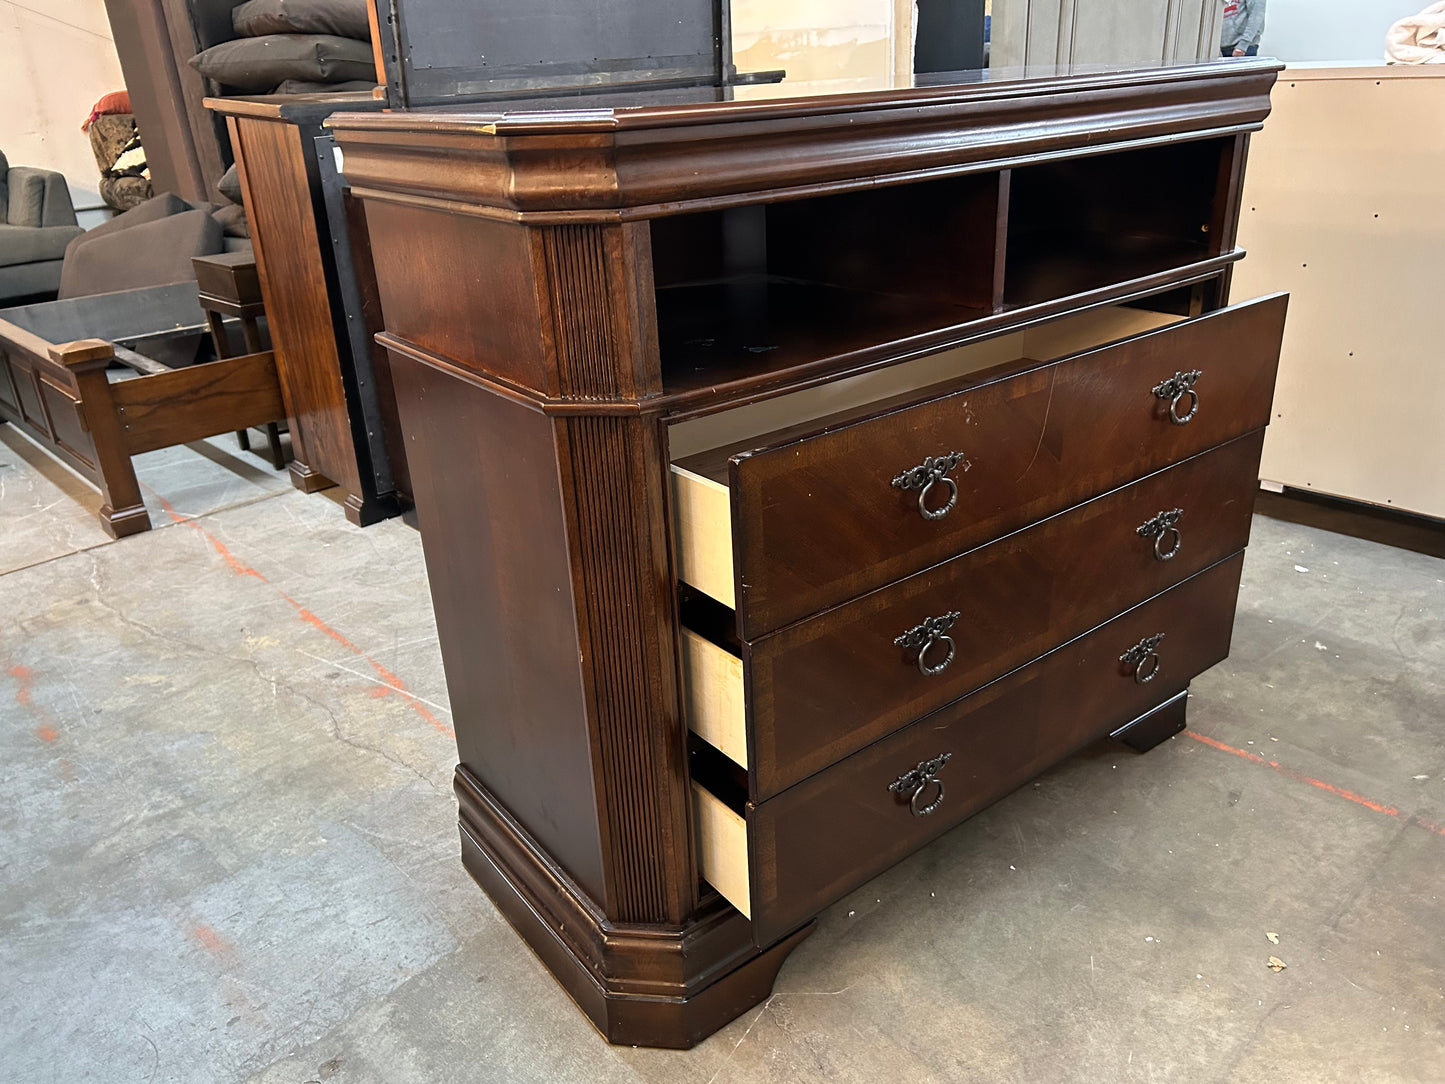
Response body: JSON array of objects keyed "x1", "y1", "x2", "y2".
[
  {"x1": 10, "y1": 663, "x2": 34, "y2": 706},
  {"x1": 189, "y1": 922, "x2": 234, "y2": 956},
  {"x1": 1185, "y1": 730, "x2": 1445, "y2": 838},
  {"x1": 149, "y1": 489, "x2": 452, "y2": 738},
  {"x1": 3, "y1": 644, "x2": 65, "y2": 744}
]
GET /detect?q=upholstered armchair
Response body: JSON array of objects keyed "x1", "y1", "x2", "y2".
[{"x1": 0, "y1": 151, "x2": 85, "y2": 303}]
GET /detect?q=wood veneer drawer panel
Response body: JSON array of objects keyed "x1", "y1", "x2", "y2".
[
  {"x1": 684, "y1": 431, "x2": 1264, "y2": 800},
  {"x1": 673, "y1": 294, "x2": 1286, "y2": 638},
  {"x1": 693, "y1": 553, "x2": 1244, "y2": 946}
]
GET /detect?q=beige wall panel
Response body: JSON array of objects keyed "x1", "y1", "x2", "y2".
[{"x1": 1233, "y1": 67, "x2": 1445, "y2": 518}]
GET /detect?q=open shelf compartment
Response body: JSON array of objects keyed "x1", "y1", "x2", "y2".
[
  {"x1": 647, "y1": 135, "x2": 1235, "y2": 404},
  {"x1": 1003, "y1": 138, "x2": 1230, "y2": 308},
  {"x1": 650, "y1": 172, "x2": 1006, "y2": 397}
]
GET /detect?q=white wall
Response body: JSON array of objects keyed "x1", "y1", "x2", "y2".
[
  {"x1": 1258, "y1": 0, "x2": 1424, "y2": 62},
  {"x1": 0, "y1": 0, "x2": 126, "y2": 213}
]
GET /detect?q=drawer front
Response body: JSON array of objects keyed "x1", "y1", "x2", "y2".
[
  {"x1": 697, "y1": 553, "x2": 1244, "y2": 945},
  {"x1": 728, "y1": 294, "x2": 1286, "y2": 637},
  {"x1": 742, "y1": 430, "x2": 1264, "y2": 799}
]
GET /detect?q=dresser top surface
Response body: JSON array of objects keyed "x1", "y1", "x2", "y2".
[{"x1": 327, "y1": 58, "x2": 1281, "y2": 137}]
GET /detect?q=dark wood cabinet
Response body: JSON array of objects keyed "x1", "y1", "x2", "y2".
[
  {"x1": 208, "y1": 95, "x2": 411, "y2": 525},
  {"x1": 328, "y1": 58, "x2": 1287, "y2": 1048}
]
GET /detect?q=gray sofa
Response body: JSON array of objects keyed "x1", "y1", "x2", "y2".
[{"x1": 0, "y1": 151, "x2": 85, "y2": 304}]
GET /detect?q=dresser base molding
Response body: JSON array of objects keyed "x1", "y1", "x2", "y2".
[
  {"x1": 342, "y1": 490, "x2": 403, "y2": 528},
  {"x1": 287, "y1": 459, "x2": 335, "y2": 494},
  {"x1": 454, "y1": 765, "x2": 813, "y2": 1049},
  {"x1": 1111, "y1": 687, "x2": 1190, "y2": 753}
]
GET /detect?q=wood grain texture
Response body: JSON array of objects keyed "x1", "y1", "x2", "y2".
[
  {"x1": 543, "y1": 225, "x2": 623, "y2": 398},
  {"x1": 555, "y1": 412, "x2": 693, "y2": 924},
  {"x1": 0, "y1": 348, "x2": 98, "y2": 480},
  {"x1": 65, "y1": 355, "x2": 149, "y2": 538},
  {"x1": 340, "y1": 63, "x2": 1282, "y2": 1047},
  {"x1": 389, "y1": 350, "x2": 609, "y2": 903},
  {"x1": 690, "y1": 431, "x2": 1266, "y2": 800},
  {"x1": 363, "y1": 201, "x2": 552, "y2": 394},
  {"x1": 329, "y1": 61, "x2": 1281, "y2": 220},
  {"x1": 738, "y1": 552, "x2": 1245, "y2": 945},
  {"x1": 680, "y1": 293, "x2": 1286, "y2": 638},
  {"x1": 456, "y1": 764, "x2": 811, "y2": 1049},
  {"x1": 112, "y1": 352, "x2": 285, "y2": 454},
  {"x1": 536, "y1": 221, "x2": 659, "y2": 400},
  {"x1": 227, "y1": 114, "x2": 355, "y2": 495},
  {"x1": 0, "y1": 338, "x2": 145, "y2": 533}
]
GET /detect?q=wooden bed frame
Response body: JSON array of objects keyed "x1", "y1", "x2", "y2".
[{"x1": 0, "y1": 283, "x2": 285, "y2": 538}]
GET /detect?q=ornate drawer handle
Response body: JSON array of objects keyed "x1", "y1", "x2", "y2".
[
  {"x1": 895, "y1": 611, "x2": 962, "y2": 676},
  {"x1": 891, "y1": 451, "x2": 968, "y2": 521},
  {"x1": 888, "y1": 752, "x2": 952, "y2": 817},
  {"x1": 1120, "y1": 632, "x2": 1166, "y2": 685},
  {"x1": 1152, "y1": 369, "x2": 1202, "y2": 425},
  {"x1": 1136, "y1": 507, "x2": 1184, "y2": 561}
]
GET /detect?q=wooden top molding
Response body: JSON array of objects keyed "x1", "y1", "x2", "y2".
[
  {"x1": 326, "y1": 60, "x2": 1281, "y2": 221},
  {"x1": 206, "y1": 91, "x2": 384, "y2": 125}
]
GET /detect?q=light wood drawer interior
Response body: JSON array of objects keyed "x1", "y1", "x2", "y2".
[
  {"x1": 692, "y1": 781, "x2": 751, "y2": 919},
  {"x1": 680, "y1": 627, "x2": 747, "y2": 769},
  {"x1": 669, "y1": 305, "x2": 1183, "y2": 611}
]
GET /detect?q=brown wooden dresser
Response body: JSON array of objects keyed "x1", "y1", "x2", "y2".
[{"x1": 328, "y1": 58, "x2": 1287, "y2": 1048}]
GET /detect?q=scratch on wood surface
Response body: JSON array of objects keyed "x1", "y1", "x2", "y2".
[{"x1": 1018, "y1": 370, "x2": 1056, "y2": 480}]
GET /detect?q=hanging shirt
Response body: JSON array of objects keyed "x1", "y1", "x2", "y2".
[{"x1": 1222, "y1": 0, "x2": 1266, "y2": 51}]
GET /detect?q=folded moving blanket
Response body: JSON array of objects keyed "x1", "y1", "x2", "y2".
[{"x1": 1386, "y1": 2, "x2": 1445, "y2": 63}]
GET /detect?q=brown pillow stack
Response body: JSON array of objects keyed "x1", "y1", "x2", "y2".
[{"x1": 189, "y1": 0, "x2": 376, "y2": 96}]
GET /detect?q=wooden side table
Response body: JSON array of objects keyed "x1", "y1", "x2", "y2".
[{"x1": 192, "y1": 251, "x2": 285, "y2": 470}]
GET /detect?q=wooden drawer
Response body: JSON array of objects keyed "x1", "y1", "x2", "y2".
[
  {"x1": 672, "y1": 294, "x2": 1286, "y2": 639},
  {"x1": 683, "y1": 430, "x2": 1264, "y2": 801},
  {"x1": 692, "y1": 552, "x2": 1245, "y2": 946}
]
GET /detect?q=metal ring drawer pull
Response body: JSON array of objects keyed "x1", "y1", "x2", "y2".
[
  {"x1": 895, "y1": 611, "x2": 962, "y2": 676},
  {"x1": 1152, "y1": 369, "x2": 1203, "y2": 425},
  {"x1": 1136, "y1": 507, "x2": 1184, "y2": 562},
  {"x1": 891, "y1": 451, "x2": 968, "y2": 521},
  {"x1": 1120, "y1": 632, "x2": 1166, "y2": 685},
  {"x1": 888, "y1": 752, "x2": 953, "y2": 817}
]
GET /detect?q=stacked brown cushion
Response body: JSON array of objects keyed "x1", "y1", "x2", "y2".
[
  {"x1": 190, "y1": 34, "x2": 374, "y2": 93},
  {"x1": 231, "y1": 0, "x2": 371, "y2": 41}
]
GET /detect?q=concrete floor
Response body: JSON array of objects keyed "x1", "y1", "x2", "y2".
[{"x1": 2, "y1": 425, "x2": 1442, "y2": 1084}]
